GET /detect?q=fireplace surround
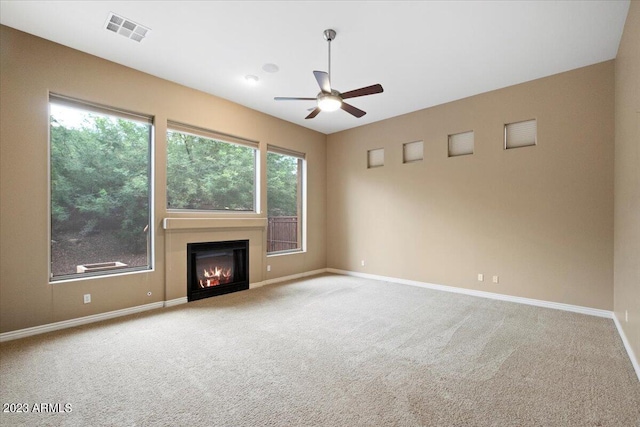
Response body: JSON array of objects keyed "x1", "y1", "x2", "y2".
[{"x1": 186, "y1": 240, "x2": 249, "y2": 301}]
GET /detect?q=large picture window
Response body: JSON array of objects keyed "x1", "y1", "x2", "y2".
[
  {"x1": 49, "y1": 94, "x2": 152, "y2": 280},
  {"x1": 166, "y1": 122, "x2": 257, "y2": 211},
  {"x1": 267, "y1": 146, "x2": 305, "y2": 254}
]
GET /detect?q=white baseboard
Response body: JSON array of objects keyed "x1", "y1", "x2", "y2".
[
  {"x1": 0, "y1": 301, "x2": 165, "y2": 343},
  {"x1": 249, "y1": 281, "x2": 266, "y2": 289},
  {"x1": 327, "y1": 268, "x2": 613, "y2": 319},
  {"x1": 613, "y1": 313, "x2": 640, "y2": 382},
  {"x1": 164, "y1": 297, "x2": 188, "y2": 307}
]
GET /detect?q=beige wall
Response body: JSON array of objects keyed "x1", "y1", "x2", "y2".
[
  {"x1": 327, "y1": 61, "x2": 615, "y2": 311},
  {"x1": 614, "y1": 1, "x2": 640, "y2": 367},
  {"x1": 0, "y1": 26, "x2": 327, "y2": 333},
  {"x1": 0, "y1": 17, "x2": 630, "y2": 349}
]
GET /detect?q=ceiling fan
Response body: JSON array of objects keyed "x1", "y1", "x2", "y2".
[{"x1": 274, "y1": 29, "x2": 384, "y2": 120}]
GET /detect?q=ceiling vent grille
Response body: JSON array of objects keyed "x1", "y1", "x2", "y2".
[{"x1": 105, "y1": 13, "x2": 149, "y2": 42}]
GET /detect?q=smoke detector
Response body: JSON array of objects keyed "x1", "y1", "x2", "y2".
[{"x1": 105, "y1": 12, "x2": 150, "y2": 42}]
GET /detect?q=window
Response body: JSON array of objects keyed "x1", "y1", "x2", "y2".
[
  {"x1": 403, "y1": 141, "x2": 424, "y2": 163},
  {"x1": 448, "y1": 131, "x2": 474, "y2": 157},
  {"x1": 267, "y1": 146, "x2": 305, "y2": 254},
  {"x1": 368, "y1": 148, "x2": 384, "y2": 168},
  {"x1": 505, "y1": 119, "x2": 536, "y2": 149},
  {"x1": 49, "y1": 94, "x2": 152, "y2": 280},
  {"x1": 166, "y1": 122, "x2": 258, "y2": 211}
]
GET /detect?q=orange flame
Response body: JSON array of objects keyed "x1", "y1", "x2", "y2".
[{"x1": 199, "y1": 265, "x2": 232, "y2": 288}]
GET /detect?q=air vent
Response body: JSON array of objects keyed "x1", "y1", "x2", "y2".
[{"x1": 105, "y1": 13, "x2": 149, "y2": 42}]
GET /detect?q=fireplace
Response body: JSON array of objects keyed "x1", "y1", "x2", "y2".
[{"x1": 186, "y1": 240, "x2": 249, "y2": 301}]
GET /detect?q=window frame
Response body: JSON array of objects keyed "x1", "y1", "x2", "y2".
[
  {"x1": 48, "y1": 93, "x2": 154, "y2": 283},
  {"x1": 266, "y1": 145, "x2": 306, "y2": 256},
  {"x1": 403, "y1": 140, "x2": 424, "y2": 164},
  {"x1": 448, "y1": 130, "x2": 474, "y2": 157},
  {"x1": 504, "y1": 119, "x2": 537, "y2": 150},
  {"x1": 367, "y1": 148, "x2": 385, "y2": 168},
  {"x1": 165, "y1": 121, "x2": 259, "y2": 213}
]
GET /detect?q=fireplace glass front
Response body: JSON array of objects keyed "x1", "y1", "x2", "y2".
[{"x1": 187, "y1": 240, "x2": 249, "y2": 301}]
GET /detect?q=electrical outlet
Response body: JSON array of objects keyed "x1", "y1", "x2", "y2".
[
  {"x1": 267, "y1": 265, "x2": 271, "y2": 272},
  {"x1": 83, "y1": 294, "x2": 91, "y2": 304},
  {"x1": 625, "y1": 310, "x2": 628, "y2": 323},
  {"x1": 361, "y1": 260, "x2": 366, "y2": 267},
  {"x1": 478, "y1": 274, "x2": 484, "y2": 282},
  {"x1": 492, "y1": 275, "x2": 499, "y2": 284}
]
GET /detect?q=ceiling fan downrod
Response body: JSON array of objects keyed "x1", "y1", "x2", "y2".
[{"x1": 324, "y1": 29, "x2": 336, "y2": 84}]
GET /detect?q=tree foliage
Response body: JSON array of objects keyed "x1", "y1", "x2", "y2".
[
  {"x1": 50, "y1": 109, "x2": 301, "y2": 259},
  {"x1": 166, "y1": 131, "x2": 255, "y2": 210},
  {"x1": 267, "y1": 152, "x2": 299, "y2": 217},
  {"x1": 50, "y1": 112, "x2": 150, "y2": 252}
]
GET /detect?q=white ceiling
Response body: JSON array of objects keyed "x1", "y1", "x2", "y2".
[{"x1": 0, "y1": 1, "x2": 630, "y2": 135}]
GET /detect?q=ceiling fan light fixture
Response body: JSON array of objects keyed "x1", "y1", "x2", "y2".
[{"x1": 317, "y1": 93, "x2": 342, "y2": 112}]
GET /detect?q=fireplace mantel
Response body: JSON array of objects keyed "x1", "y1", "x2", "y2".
[
  {"x1": 163, "y1": 217, "x2": 265, "y2": 301},
  {"x1": 163, "y1": 218, "x2": 267, "y2": 231}
]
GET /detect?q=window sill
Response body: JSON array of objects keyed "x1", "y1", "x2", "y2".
[
  {"x1": 50, "y1": 266, "x2": 153, "y2": 285},
  {"x1": 267, "y1": 249, "x2": 305, "y2": 258}
]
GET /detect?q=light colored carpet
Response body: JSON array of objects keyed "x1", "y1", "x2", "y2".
[{"x1": 1, "y1": 274, "x2": 638, "y2": 426}]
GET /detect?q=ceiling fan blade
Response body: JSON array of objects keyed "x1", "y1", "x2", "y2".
[
  {"x1": 313, "y1": 71, "x2": 331, "y2": 93},
  {"x1": 274, "y1": 97, "x2": 316, "y2": 101},
  {"x1": 305, "y1": 107, "x2": 321, "y2": 119},
  {"x1": 340, "y1": 84, "x2": 384, "y2": 100},
  {"x1": 340, "y1": 102, "x2": 366, "y2": 118}
]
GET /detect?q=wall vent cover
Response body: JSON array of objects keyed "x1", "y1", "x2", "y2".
[{"x1": 105, "y1": 13, "x2": 149, "y2": 42}]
